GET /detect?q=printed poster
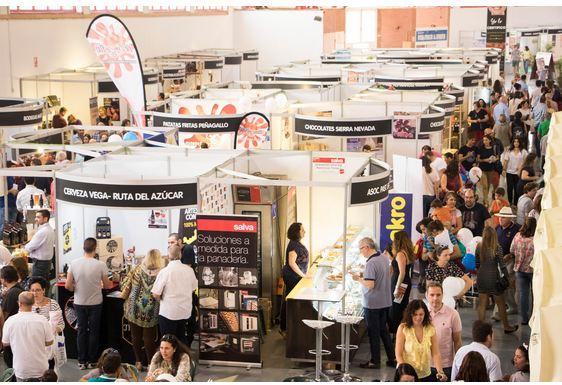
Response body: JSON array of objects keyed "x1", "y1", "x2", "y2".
[
  {"x1": 197, "y1": 214, "x2": 261, "y2": 367},
  {"x1": 63, "y1": 222, "x2": 72, "y2": 254},
  {"x1": 178, "y1": 206, "x2": 198, "y2": 245},
  {"x1": 148, "y1": 209, "x2": 167, "y2": 229},
  {"x1": 379, "y1": 193, "x2": 413, "y2": 252}
]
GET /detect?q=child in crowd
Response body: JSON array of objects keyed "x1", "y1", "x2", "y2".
[
  {"x1": 503, "y1": 345, "x2": 530, "y2": 382},
  {"x1": 489, "y1": 187, "x2": 510, "y2": 226},
  {"x1": 429, "y1": 199, "x2": 452, "y2": 227}
]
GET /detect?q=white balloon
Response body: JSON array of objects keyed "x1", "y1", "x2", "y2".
[
  {"x1": 465, "y1": 236, "x2": 482, "y2": 255},
  {"x1": 443, "y1": 277, "x2": 465, "y2": 298},
  {"x1": 469, "y1": 167, "x2": 483, "y2": 184},
  {"x1": 443, "y1": 296, "x2": 456, "y2": 310},
  {"x1": 456, "y1": 228, "x2": 473, "y2": 246},
  {"x1": 108, "y1": 134, "x2": 122, "y2": 143},
  {"x1": 274, "y1": 93, "x2": 289, "y2": 109}
]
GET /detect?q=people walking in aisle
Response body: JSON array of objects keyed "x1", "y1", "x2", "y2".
[
  {"x1": 417, "y1": 218, "x2": 433, "y2": 294},
  {"x1": 65, "y1": 238, "x2": 112, "y2": 370},
  {"x1": 510, "y1": 217, "x2": 537, "y2": 326},
  {"x1": 502, "y1": 138, "x2": 528, "y2": 205},
  {"x1": 461, "y1": 189, "x2": 492, "y2": 237},
  {"x1": 476, "y1": 135, "x2": 500, "y2": 205},
  {"x1": 152, "y1": 245, "x2": 197, "y2": 346},
  {"x1": 475, "y1": 227, "x2": 518, "y2": 334},
  {"x1": 422, "y1": 155, "x2": 439, "y2": 218},
  {"x1": 280, "y1": 223, "x2": 310, "y2": 334},
  {"x1": 489, "y1": 187, "x2": 510, "y2": 227},
  {"x1": 10, "y1": 256, "x2": 32, "y2": 290},
  {"x1": 493, "y1": 113, "x2": 511, "y2": 149},
  {"x1": 522, "y1": 46, "x2": 533, "y2": 75},
  {"x1": 24, "y1": 209, "x2": 55, "y2": 281},
  {"x1": 389, "y1": 231, "x2": 415, "y2": 335},
  {"x1": 516, "y1": 182, "x2": 539, "y2": 226},
  {"x1": 440, "y1": 161, "x2": 464, "y2": 200},
  {"x1": 493, "y1": 96, "x2": 510, "y2": 124},
  {"x1": 350, "y1": 237, "x2": 396, "y2": 369},
  {"x1": 467, "y1": 101, "x2": 489, "y2": 141},
  {"x1": 146, "y1": 334, "x2": 193, "y2": 382},
  {"x1": 121, "y1": 248, "x2": 164, "y2": 371},
  {"x1": 2, "y1": 291, "x2": 54, "y2": 381},
  {"x1": 511, "y1": 45, "x2": 521, "y2": 75},
  {"x1": 426, "y1": 282, "x2": 462, "y2": 381},
  {"x1": 516, "y1": 153, "x2": 540, "y2": 201},
  {"x1": 395, "y1": 300, "x2": 447, "y2": 381},
  {"x1": 451, "y1": 320, "x2": 503, "y2": 381},
  {"x1": 425, "y1": 246, "x2": 473, "y2": 296},
  {"x1": 528, "y1": 194, "x2": 542, "y2": 220},
  {"x1": 457, "y1": 135, "x2": 478, "y2": 173},
  {"x1": 52, "y1": 107, "x2": 68, "y2": 128}
]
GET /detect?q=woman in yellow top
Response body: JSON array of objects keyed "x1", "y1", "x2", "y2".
[{"x1": 395, "y1": 299, "x2": 447, "y2": 382}]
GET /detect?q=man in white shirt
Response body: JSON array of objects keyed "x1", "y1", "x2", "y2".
[
  {"x1": 451, "y1": 320, "x2": 502, "y2": 381},
  {"x1": 15, "y1": 177, "x2": 47, "y2": 213},
  {"x1": 428, "y1": 151, "x2": 447, "y2": 178},
  {"x1": 493, "y1": 96, "x2": 510, "y2": 123},
  {"x1": 426, "y1": 282, "x2": 462, "y2": 381},
  {"x1": 2, "y1": 291, "x2": 54, "y2": 381},
  {"x1": 25, "y1": 209, "x2": 55, "y2": 281},
  {"x1": 152, "y1": 245, "x2": 197, "y2": 346},
  {"x1": 65, "y1": 238, "x2": 112, "y2": 369}
]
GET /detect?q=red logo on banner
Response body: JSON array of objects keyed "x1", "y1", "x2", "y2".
[{"x1": 197, "y1": 218, "x2": 258, "y2": 233}]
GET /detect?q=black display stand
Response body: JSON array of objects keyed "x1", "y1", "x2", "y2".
[{"x1": 57, "y1": 284, "x2": 136, "y2": 364}]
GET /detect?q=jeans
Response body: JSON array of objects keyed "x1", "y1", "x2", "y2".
[
  {"x1": 516, "y1": 271, "x2": 533, "y2": 324},
  {"x1": 32, "y1": 259, "x2": 52, "y2": 281},
  {"x1": 423, "y1": 195, "x2": 435, "y2": 218},
  {"x1": 506, "y1": 173, "x2": 520, "y2": 205},
  {"x1": 159, "y1": 315, "x2": 188, "y2": 346},
  {"x1": 75, "y1": 303, "x2": 103, "y2": 364},
  {"x1": 130, "y1": 322, "x2": 158, "y2": 365},
  {"x1": 364, "y1": 307, "x2": 394, "y2": 364},
  {"x1": 280, "y1": 269, "x2": 302, "y2": 331}
]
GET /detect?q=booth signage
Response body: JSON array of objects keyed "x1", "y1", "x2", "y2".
[
  {"x1": 379, "y1": 193, "x2": 413, "y2": 253},
  {"x1": 178, "y1": 206, "x2": 198, "y2": 245},
  {"x1": 444, "y1": 89, "x2": 464, "y2": 105},
  {"x1": 349, "y1": 172, "x2": 392, "y2": 206},
  {"x1": 486, "y1": 7, "x2": 507, "y2": 46},
  {"x1": 462, "y1": 73, "x2": 480, "y2": 87},
  {"x1": 420, "y1": 114, "x2": 446, "y2": 133},
  {"x1": 162, "y1": 67, "x2": 186, "y2": 79},
  {"x1": 243, "y1": 52, "x2": 259, "y2": 61},
  {"x1": 55, "y1": 178, "x2": 197, "y2": 208},
  {"x1": 485, "y1": 54, "x2": 499, "y2": 64},
  {"x1": 204, "y1": 59, "x2": 224, "y2": 70},
  {"x1": 312, "y1": 157, "x2": 345, "y2": 175},
  {"x1": 196, "y1": 214, "x2": 261, "y2": 366},
  {"x1": 415, "y1": 28, "x2": 448, "y2": 42},
  {"x1": 547, "y1": 28, "x2": 562, "y2": 35},
  {"x1": 521, "y1": 30, "x2": 540, "y2": 37},
  {"x1": 373, "y1": 76, "x2": 444, "y2": 84},
  {"x1": 269, "y1": 75, "x2": 341, "y2": 82},
  {"x1": 433, "y1": 99, "x2": 455, "y2": 117},
  {"x1": 225, "y1": 56, "x2": 243, "y2": 65},
  {"x1": 295, "y1": 116, "x2": 392, "y2": 137},
  {"x1": 153, "y1": 113, "x2": 244, "y2": 133},
  {"x1": 0, "y1": 105, "x2": 43, "y2": 126}
]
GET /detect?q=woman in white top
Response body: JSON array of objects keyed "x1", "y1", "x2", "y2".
[
  {"x1": 422, "y1": 155, "x2": 439, "y2": 218},
  {"x1": 502, "y1": 138, "x2": 528, "y2": 205}
]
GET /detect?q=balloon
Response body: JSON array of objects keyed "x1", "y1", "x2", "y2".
[
  {"x1": 462, "y1": 253, "x2": 476, "y2": 271},
  {"x1": 456, "y1": 228, "x2": 474, "y2": 246},
  {"x1": 274, "y1": 93, "x2": 289, "y2": 109},
  {"x1": 123, "y1": 132, "x2": 139, "y2": 141},
  {"x1": 443, "y1": 277, "x2": 466, "y2": 298},
  {"x1": 469, "y1": 167, "x2": 482, "y2": 184},
  {"x1": 264, "y1": 98, "x2": 276, "y2": 112},
  {"x1": 108, "y1": 134, "x2": 122, "y2": 143},
  {"x1": 443, "y1": 295, "x2": 456, "y2": 309},
  {"x1": 458, "y1": 241, "x2": 466, "y2": 257},
  {"x1": 466, "y1": 236, "x2": 482, "y2": 255}
]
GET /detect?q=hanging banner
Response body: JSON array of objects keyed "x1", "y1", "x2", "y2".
[
  {"x1": 462, "y1": 73, "x2": 480, "y2": 87},
  {"x1": 486, "y1": 7, "x2": 507, "y2": 48},
  {"x1": 55, "y1": 178, "x2": 197, "y2": 208},
  {"x1": 243, "y1": 51, "x2": 259, "y2": 61},
  {"x1": 420, "y1": 112, "x2": 446, "y2": 133},
  {"x1": 295, "y1": 115, "x2": 392, "y2": 137},
  {"x1": 433, "y1": 99, "x2": 455, "y2": 117},
  {"x1": 153, "y1": 112, "x2": 245, "y2": 133},
  {"x1": 444, "y1": 88, "x2": 465, "y2": 105},
  {"x1": 349, "y1": 159, "x2": 393, "y2": 206},
  {"x1": 178, "y1": 206, "x2": 198, "y2": 245},
  {"x1": 415, "y1": 28, "x2": 448, "y2": 44},
  {"x1": 197, "y1": 214, "x2": 261, "y2": 367},
  {"x1": 0, "y1": 98, "x2": 43, "y2": 127},
  {"x1": 379, "y1": 193, "x2": 413, "y2": 253},
  {"x1": 86, "y1": 14, "x2": 146, "y2": 128}
]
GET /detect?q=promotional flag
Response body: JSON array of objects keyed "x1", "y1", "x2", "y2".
[{"x1": 86, "y1": 14, "x2": 146, "y2": 128}]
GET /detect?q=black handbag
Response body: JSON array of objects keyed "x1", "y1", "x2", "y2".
[{"x1": 495, "y1": 259, "x2": 509, "y2": 293}]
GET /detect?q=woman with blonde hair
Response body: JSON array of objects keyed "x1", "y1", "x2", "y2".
[
  {"x1": 121, "y1": 249, "x2": 164, "y2": 371},
  {"x1": 389, "y1": 231, "x2": 415, "y2": 334}
]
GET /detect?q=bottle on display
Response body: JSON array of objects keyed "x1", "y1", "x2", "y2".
[
  {"x1": 39, "y1": 196, "x2": 44, "y2": 208},
  {"x1": 149, "y1": 210, "x2": 156, "y2": 225},
  {"x1": 29, "y1": 195, "x2": 34, "y2": 209}
]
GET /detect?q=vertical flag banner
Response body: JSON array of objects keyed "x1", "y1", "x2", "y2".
[
  {"x1": 86, "y1": 15, "x2": 146, "y2": 128},
  {"x1": 379, "y1": 193, "x2": 413, "y2": 253}
]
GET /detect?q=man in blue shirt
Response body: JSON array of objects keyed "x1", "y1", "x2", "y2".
[
  {"x1": 493, "y1": 96, "x2": 510, "y2": 124},
  {"x1": 351, "y1": 237, "x2": 395, "y2": 369}
]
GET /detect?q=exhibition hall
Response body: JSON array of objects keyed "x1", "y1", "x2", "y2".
[{"x1": 0, "y1": 3, "x2": 561, "y2": 382}]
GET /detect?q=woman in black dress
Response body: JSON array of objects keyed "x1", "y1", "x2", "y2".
[
  {"x1": 475, "y1": 226, "x2": 518, "y2": 333},
  {"x1": 280, "y1": 222, "x2": 309, "y2": 333},
  {"x1": 389, "y1": 231, "x2": 415, "y2": 335}
]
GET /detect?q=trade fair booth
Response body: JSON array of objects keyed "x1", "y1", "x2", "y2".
[
  {"x1": 0, "y1": 97, "x2": 45, "y2": 144},
  {"x1": 19, "y1": 66, "x2": 160, "y2": 127}
]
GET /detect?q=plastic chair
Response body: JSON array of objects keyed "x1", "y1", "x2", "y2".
[
  {"x1": 0, "y1": 368, "x2": 14, "y2": 382},
  {"x1": 121, "y1": 363, "x2": 139, "y2": 382}
]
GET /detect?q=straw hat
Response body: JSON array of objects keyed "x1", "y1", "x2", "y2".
[{"x1": 495, "y1": 206, "x2": 517, "y2": 218}]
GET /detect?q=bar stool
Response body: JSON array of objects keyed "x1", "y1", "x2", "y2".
[
  {"x1": 334, "y1": 314, "x2": 363, "y2": 382},
  {"x1": 303, "y1": 319, "x2": 334, "y2": 381}
]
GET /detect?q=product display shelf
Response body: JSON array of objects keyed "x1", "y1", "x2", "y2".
[{"x1": 312, "y1": 226, "x2": 371, "y2": 321}]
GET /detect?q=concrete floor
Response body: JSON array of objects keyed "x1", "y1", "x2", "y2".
[{"x1": 42, "y1": 287, "x2": 527, "y2": 382}]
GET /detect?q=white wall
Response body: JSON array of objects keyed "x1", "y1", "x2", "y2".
[
  {"x1": 233, "y1": 10, "x2": 324, "y2": 70},
  {"x1": 450, "y1": 6, "x2": 562, "y2": 48},
  {"x1": 0, "y1": 14, "x2": 234, "y2": 97}
]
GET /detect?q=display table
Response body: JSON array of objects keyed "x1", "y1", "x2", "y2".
[{"x1": 56, "y1": 282, "x2": 136, "y2": 364}]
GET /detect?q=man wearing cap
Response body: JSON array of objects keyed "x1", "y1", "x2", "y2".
[{"x1": 494, "y1": 207, "x2": 520, "y2": 319}]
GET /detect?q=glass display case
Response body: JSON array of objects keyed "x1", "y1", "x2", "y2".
[{"x1": 312, "y1": 226, "x2": 372, "y2": 320}]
